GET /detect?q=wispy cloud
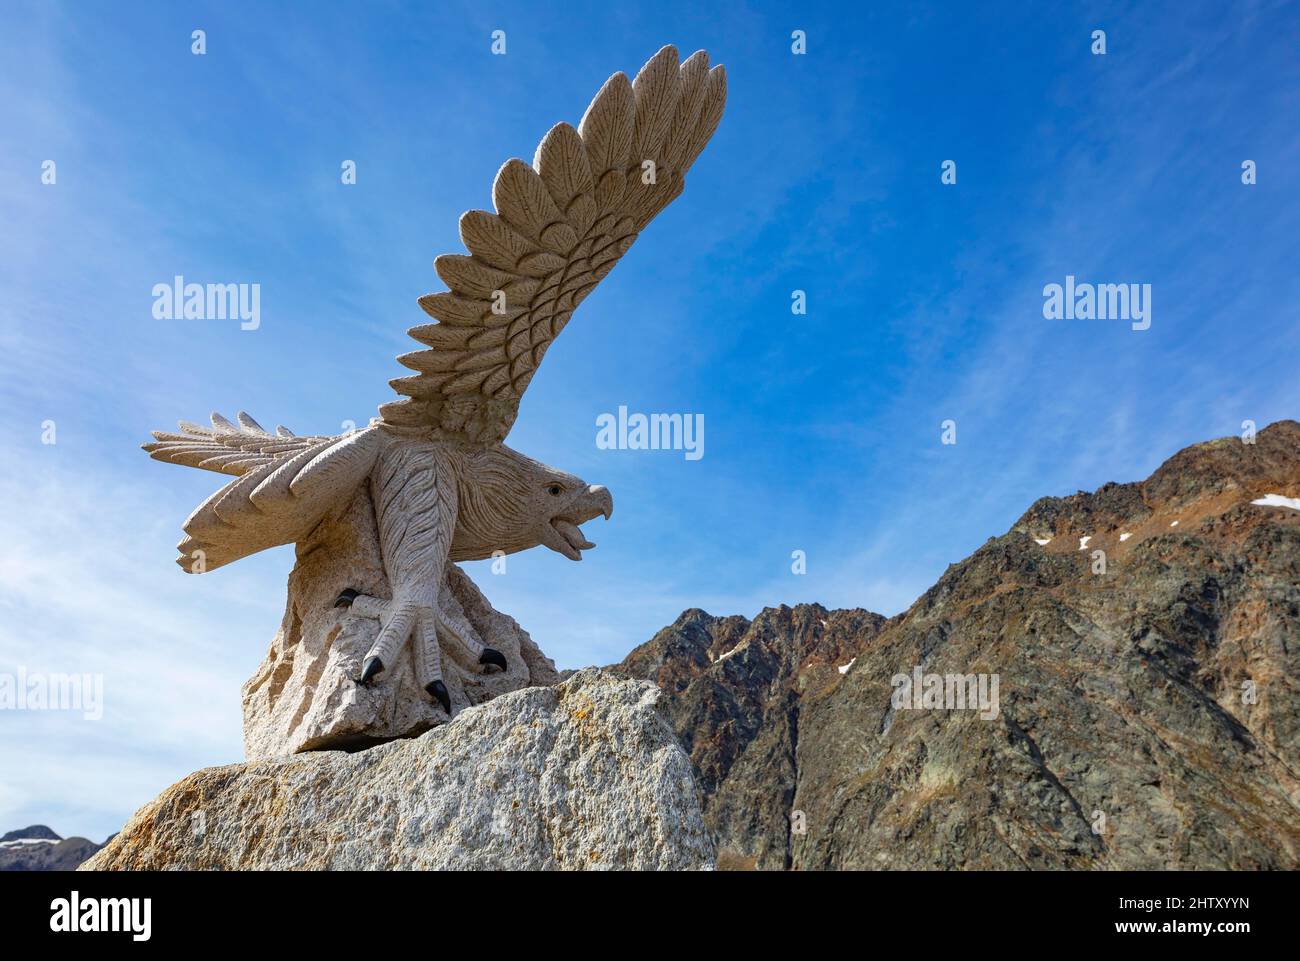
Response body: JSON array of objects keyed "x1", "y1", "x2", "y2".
[{"x1": 0, "y1": 453, "x2": 287, "y2": 839}]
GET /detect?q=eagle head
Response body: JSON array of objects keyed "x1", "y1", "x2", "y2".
[{"x1": 448, "y1": 444, "x2": 613, "y2": 562}]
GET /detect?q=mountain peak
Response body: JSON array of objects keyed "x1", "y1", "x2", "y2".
[
  {"x1": 618, "y1": 421, "x2": 1300, "y2": 869},
  {"x1": 0, "y1": 825, "x2": 61, "y2": 843}
]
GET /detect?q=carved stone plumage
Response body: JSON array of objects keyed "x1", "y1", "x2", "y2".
[{"x1": 142, "y1": 46, "x2": 726, "y2": 751}]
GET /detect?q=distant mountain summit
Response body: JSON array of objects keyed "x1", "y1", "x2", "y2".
[
  {"x1": 0, "y1": 826, "x2": 103, "y2": 871},
  {"x1": 0, "y1": 825, "x2": 60, "y2": 843},
  {"x1": 617, "y1": 420, "x2": 1300, "y2": 869}
]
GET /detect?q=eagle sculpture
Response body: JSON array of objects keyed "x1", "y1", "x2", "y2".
[{"x1": 142, "y1": 46, "x2": 727, "y2": 716}]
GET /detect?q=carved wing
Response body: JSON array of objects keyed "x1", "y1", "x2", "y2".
[
  {"x1": 379, "y1": 45, "x2": 726, "y2": 444},
  {"x1": 143, "y1": 412, "x2": 334, "y2": 476},
  {"x1": 143, "y1": 413, "x2": 384, "y2": 572}
]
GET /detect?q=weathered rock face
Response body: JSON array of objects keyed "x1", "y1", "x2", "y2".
[
  {"x1": 241, "y1": 487, "x2": 560, "y2": 760},
  {"x1": 622, "y1": 421, "x2": 1300, "y2": 870},
  {"x1": 794, "y1": 421, "x2": 1300, "y2": 869},
  {"x1": 85, "y1": 669, "x2": 714, "y2": 871},
  {"x1": 615, "y1": 605, "x2": 885, "y2": 869}
]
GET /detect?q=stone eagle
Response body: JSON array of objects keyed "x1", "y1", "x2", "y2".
[{"x1": 142, "y1": 46, "x2": 726, "y2": 715}]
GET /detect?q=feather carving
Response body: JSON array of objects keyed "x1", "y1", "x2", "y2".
[{"x1": 379, "y1": 45, "x2": 727, "y2": 445}]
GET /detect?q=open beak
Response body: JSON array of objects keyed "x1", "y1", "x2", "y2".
[{"x1": 542, "y1": 485, "x2": 613, "y2": 561}]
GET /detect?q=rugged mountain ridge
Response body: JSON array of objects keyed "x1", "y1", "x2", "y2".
[
  {"x1": 615, "y1": 605, "x2": 884, "y2": 868},
  {"x1": 0, "y1": 826, "x2": 105, "y2": 871},
  {"x1": 618, "y1": 421, "x2": 1300, "y2": 869}
]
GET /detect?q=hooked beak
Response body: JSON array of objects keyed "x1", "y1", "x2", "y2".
[
  {"x1": 542, "y1": 485, "x2": 614, "y2": 561},
  {"x1": 587, "y1": 484, "x2": 614, "y2": 521}
]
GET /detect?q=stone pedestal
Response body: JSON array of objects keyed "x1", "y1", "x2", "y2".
[
  {"x1": 241, "y1": 488, "x2": 559, "y2": 760},
  {"x1": 88, "y1": 671, "x2": 716, "y2": 871}
]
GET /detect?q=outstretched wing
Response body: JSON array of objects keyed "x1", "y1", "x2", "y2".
[
  {"x1": 143, "y1": 411, "x2": 333, "y2": 476},
  {"x1": 143, "y1": 413, "x2": 384, "y2": 573},
  {"x1": 379, "y1": 45, "x2": 726, "y2": 445}
]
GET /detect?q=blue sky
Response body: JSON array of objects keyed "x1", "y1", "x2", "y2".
[{"x1": 2, "y1": 0, "x2": 1298, "y2": 840}]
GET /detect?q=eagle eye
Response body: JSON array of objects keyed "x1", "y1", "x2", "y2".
[{"x1": 547, "y1": 484, "x2": 562, "y2": 496}]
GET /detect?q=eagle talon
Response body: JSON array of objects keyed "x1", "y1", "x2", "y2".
[
  {"x1": 358, "y1": 656, "x2": 384, "y2": 686},
  {"x1": 479, "y1": 648, "x2": 508, "y2": 673},
  {"x1": 334, "y1": 588, "x2": 360, "y2": 609},
  {"x1": 425, "y1": 680, "x2": 451, "y2": 714}
]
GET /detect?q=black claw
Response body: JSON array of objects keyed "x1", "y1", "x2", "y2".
[
  {"x1": 334, "y1": 588, "x2": 360, "y2": 609},
  {"x1": 479, "y1": 648, "x2": 508, "y2": 673},
  {"x1": 426, "y1": 680, "x2": 451, "y2": 714},
  {"x1": 358, "y1": 656, "x2": 384, "y2": 686}
]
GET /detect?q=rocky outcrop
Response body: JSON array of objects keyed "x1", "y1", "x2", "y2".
[
  {"x1": 241, "y1": 488, "x2": 561, "y2": 760},
  {"x1": 85, "y1": 669, "x2": 713, "y2": 871},
  {"x1": 621, "y1": 421, "x2": 1300, "y2": 869},
  {"x1": 0, "y1": 827, "x2": 104, "y2": 871},
  {"x1": 615, "y1": 605, "x2": 885, "y2": 869}
]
